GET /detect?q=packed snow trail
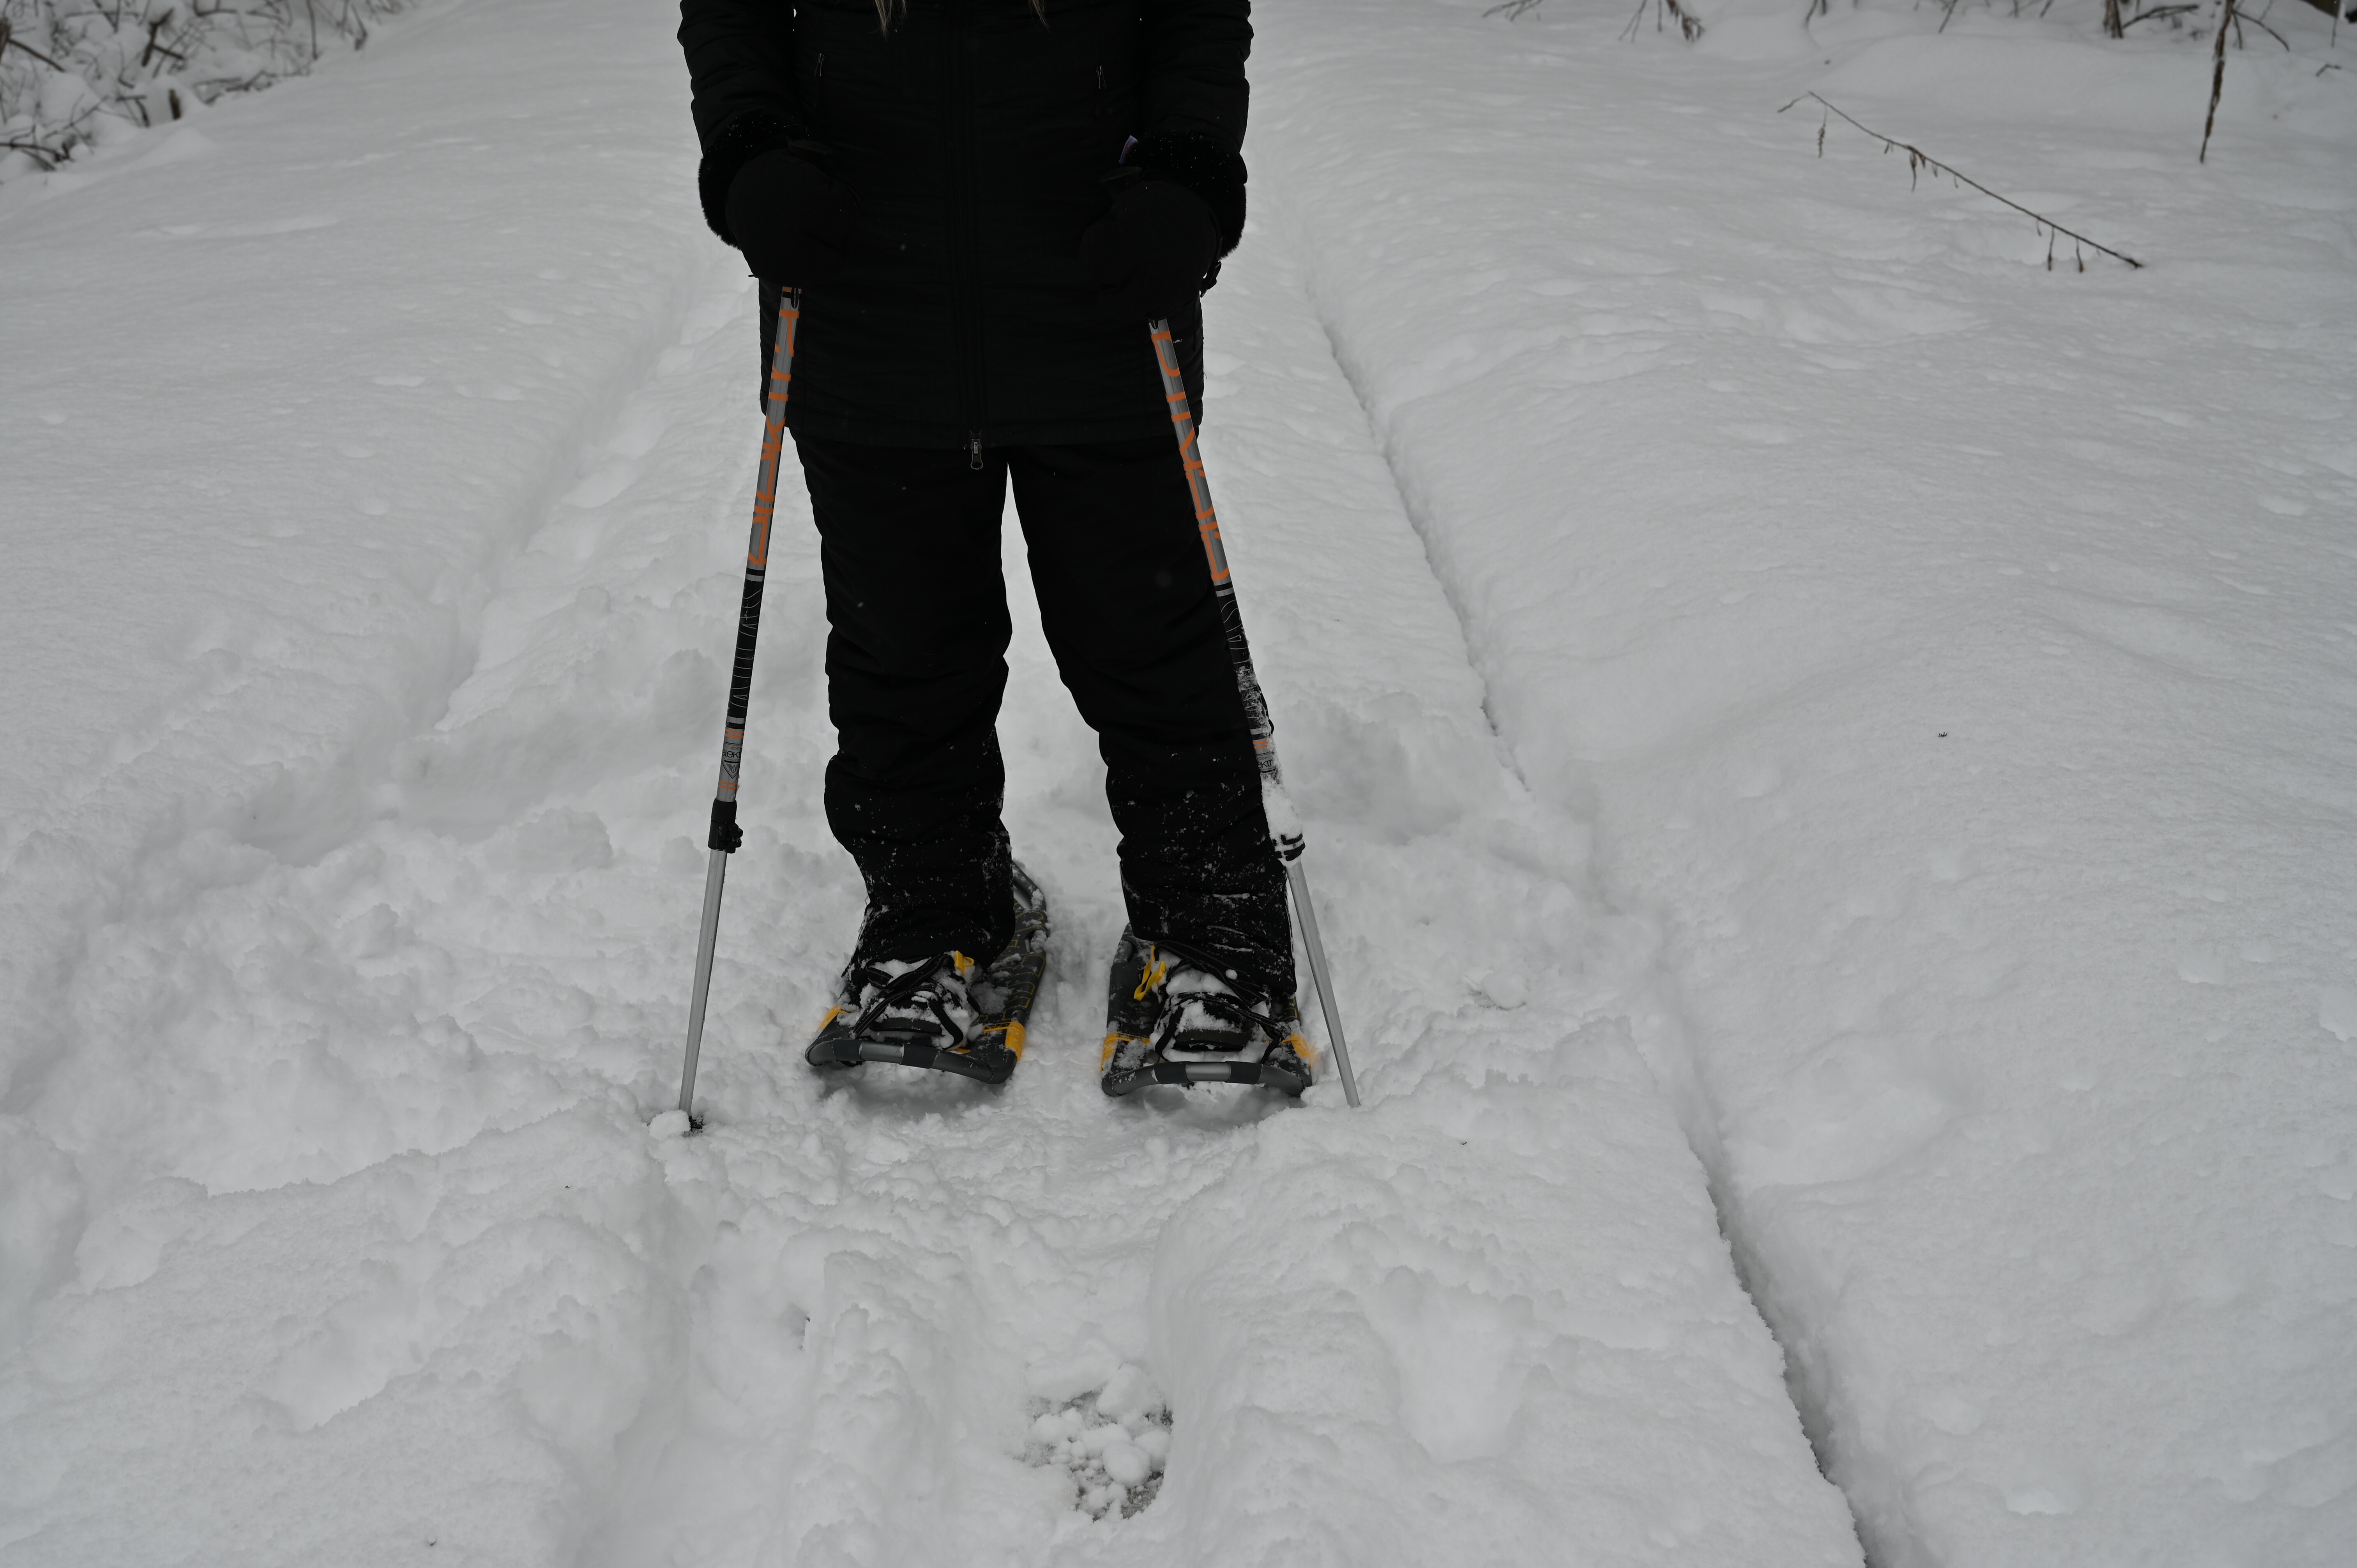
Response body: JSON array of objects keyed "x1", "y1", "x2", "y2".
[
  {"x1": 0, "y1": 2, "x2": 1862, "y2": 1565},
  {"x1": 1250, "y1": 2, "x2": 2357, "y2": 1565}
]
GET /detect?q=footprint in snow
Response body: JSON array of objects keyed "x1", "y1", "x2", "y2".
[{"x1": 1024, "y1": 1365, "x2": 1172, "y2": 1520}]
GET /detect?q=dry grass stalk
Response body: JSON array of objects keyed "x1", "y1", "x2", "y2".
[
  {"x1": 1617, "y1": 0, "x2": 1706, "y2": 41},
  {"x1": 1783, "y1": 92, "x2": 2144, "y2": 270},
  {"x1": 2201, "y1": 0, "x2": 2240, "y2": 160}
]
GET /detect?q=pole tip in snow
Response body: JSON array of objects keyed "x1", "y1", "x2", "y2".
[{"x1": 650, "y1": 1107, "x2": 700, "y2": 1139}]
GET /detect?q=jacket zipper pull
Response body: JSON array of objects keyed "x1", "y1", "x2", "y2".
[{"x1": 967, "y1": 434, "x2": 984, "y2": 471}]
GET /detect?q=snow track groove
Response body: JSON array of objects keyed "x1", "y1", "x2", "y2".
[
  {"x1": 1274, "y1": 159, "x2": 1874, "y2": 1556},
  {"x1": 1249, "y1": 4, "x2": 2357, "y2": 1564}
]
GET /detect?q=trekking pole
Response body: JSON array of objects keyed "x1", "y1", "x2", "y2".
[
  {"x1": 675, "y1": 286, "x2": 801, "y2": 1128},
  {"x1": 1147, "y1": 319, "x2": 1362, "y2": 1108}
]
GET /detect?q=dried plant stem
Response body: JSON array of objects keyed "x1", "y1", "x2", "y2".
[
  {"x1": 2201, "y1": 0, "x2": 2237, "y2": 161},
  {"x1": 2237, "y1": 4, "x2": 2290, "y2": 47},
  {"x1": 1615, "y1": 0, "x2": 1706, "y2": 41},
  {"x1": 1782, "y1": 92, "x2": 2143, "y2": 270},
  {"x1": 2, "y1": 19, "x2": 67, "y2": 70}
]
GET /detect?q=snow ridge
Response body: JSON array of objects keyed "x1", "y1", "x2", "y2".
[{"x1": 1253, "y1": 2, "x2": 2357, "y2": 1564}]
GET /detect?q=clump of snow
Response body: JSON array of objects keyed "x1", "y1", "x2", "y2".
[{"x1": 1024, "y1": 1370, "x2": 1174, "y2": 1520}]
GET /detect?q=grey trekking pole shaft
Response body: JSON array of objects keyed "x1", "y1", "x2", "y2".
[
  {"x1": 1147, "y1": 320, "x2": 1362, "y2": 1107},
  {"x1": 677, "y1": 286, "x2": 802, "y2": 1125}
]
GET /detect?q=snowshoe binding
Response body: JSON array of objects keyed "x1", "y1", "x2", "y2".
[
  {"x1": 806, "y1": 862, "x2": 1050, "y2": 1085},
  {"x1": 1099, "y1": 929, "x2": 1315, "y2": 1097}
]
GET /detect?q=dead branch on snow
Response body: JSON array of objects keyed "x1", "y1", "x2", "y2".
[
  {"x1": 1619, "y1": 0, "x2": 1705, "y2": 41},
  {"x1": 1782, "y1": 92, "x2": 2144, "y2": 271},
  {"x1": 2201, "y1": 0, "x2": 2239, "y2": 161}
]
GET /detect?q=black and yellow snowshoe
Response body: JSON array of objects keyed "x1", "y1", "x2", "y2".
[
  {"x1": 806, "y1": 862, "x2": 1050, "y2": 1085},
  {"x1": 1099, "y1": 929, "x2": 1314, "y2": 1097}
]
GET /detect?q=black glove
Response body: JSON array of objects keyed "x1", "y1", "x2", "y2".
[
  {"x1": 724, "y1": 147, "x2": 855, "y2": 286},
  {"x1": 1082, "y1": 177, "x2": 1223, "y2": 323}
]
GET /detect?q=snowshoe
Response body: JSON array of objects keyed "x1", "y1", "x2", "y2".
[
  {"x1": 1099, "y1": 929, "x2": 1315, "y2": 1097},
  {"x1": 806, "y1": 862, "x2": 1050, "y2": 1085}
]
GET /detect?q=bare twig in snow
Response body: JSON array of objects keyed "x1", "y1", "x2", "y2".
[
  {"x1": 1617, "y1": 0, "x2": 1706, "y2": 41},
  {"x1": 2202, "y1": 0, "x2": 2237, "y2": 162},
  {"x1": 1782, "y1": 92, "x2": 2144, "y2": 270},
  {"x1": 2, "y1": 18, "x2": 67, "y2": 70},
  {"x1": 2236, "y1": 1, "x2": 2291, "y2": 48},
  {"x1": 0, "y1": 136, "x2": 63, "y2": 171}
]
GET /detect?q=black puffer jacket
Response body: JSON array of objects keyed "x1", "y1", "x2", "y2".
[{"x1": 678, "y1": 0, "x2": 1251, "y2": 448}]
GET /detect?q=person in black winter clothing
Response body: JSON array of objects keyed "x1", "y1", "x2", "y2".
[{"x1": 677, "y1": 0, "x2": 1307, "y2": 1088}]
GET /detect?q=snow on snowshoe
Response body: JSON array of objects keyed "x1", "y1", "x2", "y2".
[
  {"x1": 806, "y1": 862, "x2": 1050, "y2": 1084},
  {"x1": 1099, "y1": 929, "x2": 1315, "y2": 1097}
]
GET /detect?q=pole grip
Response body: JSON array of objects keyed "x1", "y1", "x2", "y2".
[{"x1": 702, "y1": 286, "x2": 798, "y2": 847}]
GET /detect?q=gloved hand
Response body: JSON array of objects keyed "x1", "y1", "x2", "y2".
[
  {"x1": 724, "y1": 148, "x2": 855, "y2": 286},
  {"x1": 1081, "y1": 178, "x2": 1221, "y2": 323}
]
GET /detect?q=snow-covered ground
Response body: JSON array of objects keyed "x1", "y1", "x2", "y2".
[
  {"x1": 1253, "y1": 2, "x2": 2357, "y2": 1563},
  {"x1": 2, "y1": 0, "x2": 2351, "y2": 1564}
]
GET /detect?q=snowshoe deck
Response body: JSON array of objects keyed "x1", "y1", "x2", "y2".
[
  {"x1": 1102, "y1": 1055, "x2": 1313, "y2": 1094},
  {"x1": 1099, "y1": 929, "x2": 1315, "y2": 1098},
  {"x1": 806, "y1": 863, "x2": 1050, "y2": 1085}
]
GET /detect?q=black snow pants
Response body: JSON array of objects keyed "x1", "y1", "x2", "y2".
[{"x1": 795, "y1": 430, "x2": 1295, "y2": 1001}]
